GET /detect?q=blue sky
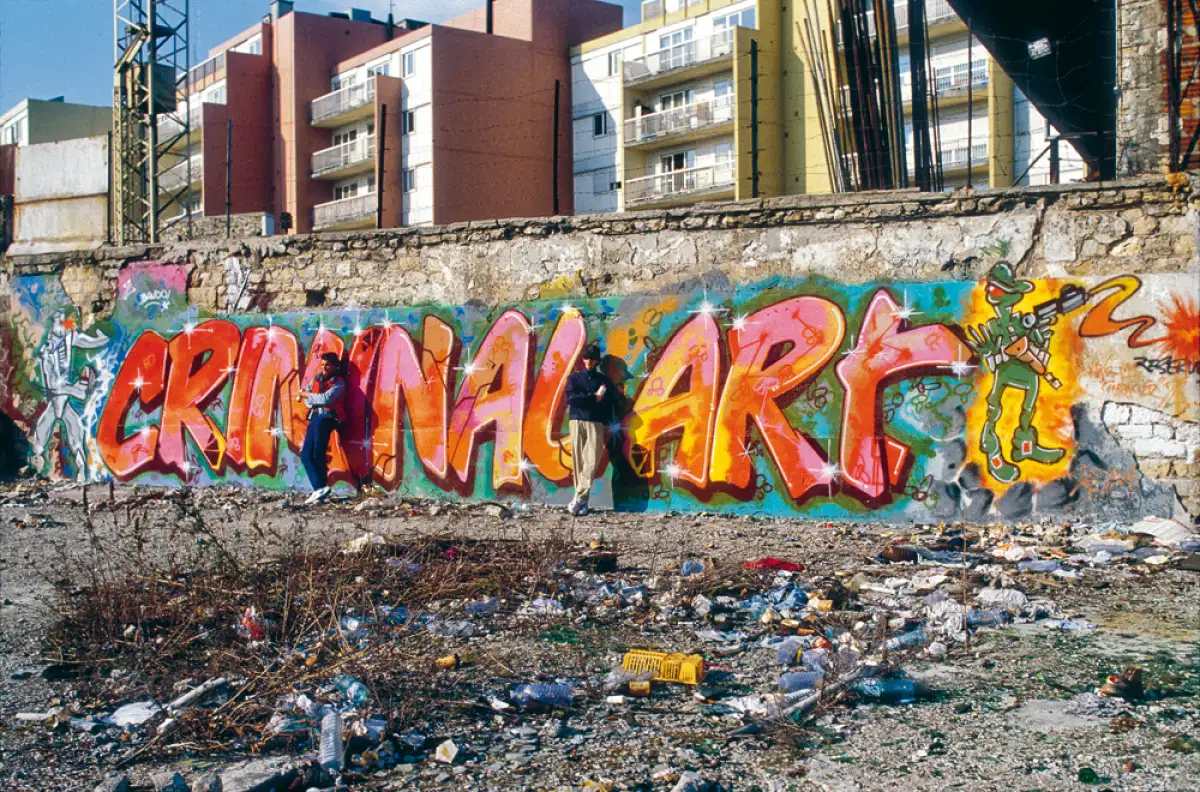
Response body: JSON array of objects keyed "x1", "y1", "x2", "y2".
[{"x1": 0, "y1": 0, "x2": 642, "y2": 112}]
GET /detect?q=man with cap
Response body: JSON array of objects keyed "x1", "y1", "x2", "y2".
[{"x1": 563, "y1": 344, "x2": 616, "y2": 516}]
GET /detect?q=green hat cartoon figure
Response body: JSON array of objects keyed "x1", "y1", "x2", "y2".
[{"x1": 964, "y1": 262, "x2": 1084, "y2": 483}]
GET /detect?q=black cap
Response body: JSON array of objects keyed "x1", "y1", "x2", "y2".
[{"x1": 583, "y1": 344, "x2": 603, "y2": 361}]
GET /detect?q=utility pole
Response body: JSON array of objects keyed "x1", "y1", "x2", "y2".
[
  {"x1": 552, "y1": 80, "x2": 560, "y2": 215},
  {"x1": 750, "y1": 39, "x2": 759, "y2": 198},
  {"x1": 377, "y1": 104, "x2": 387, "y2": 228}
]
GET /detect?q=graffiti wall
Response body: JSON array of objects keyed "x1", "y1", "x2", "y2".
[{"x1": 5, "y1": 259, "x2": 1198, "y2": 520}]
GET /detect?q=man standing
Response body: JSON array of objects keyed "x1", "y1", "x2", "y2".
[
  {"x1": 564, "y1": 344, "x2": 615, "y2": 516},
  {"x1": 298, "y1": 352, "x2": 346, "y2": 505}
]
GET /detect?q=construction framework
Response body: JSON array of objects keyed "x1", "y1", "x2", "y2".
[
  {"x1": 1166, "y1": 0, "x2": 1200, "y2": 173},
  {"x1": 113, "y1": 0, "x2": 191, "y2": 245}
]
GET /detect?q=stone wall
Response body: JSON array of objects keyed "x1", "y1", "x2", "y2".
[{"x1": 3, "y1": 175, "x2": 1197, "y2": 521}]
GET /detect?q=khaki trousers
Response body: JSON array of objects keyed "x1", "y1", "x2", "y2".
[{"x1": 569, "y1": 419, "x2": 606, "y2": 502}]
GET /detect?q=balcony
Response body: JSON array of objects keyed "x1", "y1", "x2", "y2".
[
  {"x1": 624, "y1": 94, "x2": 734, "y2": 148},
  {"x1": 624, "y1": 31, "x2": 735, "y2": 89},
  {"x1": 624, "y1": 162, "x2": 735, "y2": 208},
  {"x1": 902, "y1": 63, "x2": 988, "y2": 107},
  {"x1": 189, "y1": 52, "x2": 226, "y2": 91},
  {"x1": 894, "y1": 0, "x2": 960, "y2": 35},
  {"x1": 158, "y1": 155, "x2": 202, "y2": 194},
  {"x1": 312, "y1": 135, "x2": 376, "y2": 179},
  {"x1": 156, "y1": 106, "x2": 202, "y2": 144},
  {"x1": 908, "y1": 139, "x2": 988, "y2": 174},
  {"x1": 310, "y1": 78, "x2": 376, "y2": 127},
  {"x1": 313, "y1": 192, "x2": 377, "y2": 231}
]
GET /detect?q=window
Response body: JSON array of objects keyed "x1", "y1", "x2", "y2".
[
  {"x1": 403, "y1": 168, "x2": 417, "y2": 192},
  {"x1": 335, "y1": 182, "x2": 359, "y2": 200},
  {"x1": 367, "y1": 120, "x2": 375, "y2": 136},
  {"x1": 368, "y1": 61, "x2": 390, "y2": 78},
  {"x1": 713, "y1": 9, "x2": 756, "y2": 35},
  {"x1": 332, "y1": 73, "x2": 357, "y2": 91},
  {"x1": 248, "y1": 38, "x2": 262, "y2": 55},
  {"x1": 658, "y1": 89, "x2": 694, "y2": 111},
  {"x1": 593, "y1": 112, "x2": 610, "y2": 137},
  {"x1": 367, "y1": 173, "x2": 376, "y2": 193},
  {"x1": 607, "y1": 50, "x2": 622, "y2": 77},
  {"x1": 402, "y1": 110, "x2": 416, "y2": 136},
  {"x1": 402, "y1": 52, "x2": 416, "y2": 77},
  {"x1": 332, "y1": 129, "x2": 358, "y2": 146}
]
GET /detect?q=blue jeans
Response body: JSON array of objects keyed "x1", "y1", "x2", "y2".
[{"x1": 300, "y1": 412, "x2": 339, "y2": 490}]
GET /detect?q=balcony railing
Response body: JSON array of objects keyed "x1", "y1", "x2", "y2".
[
  {"x1": 624, "y1": 94, "x2": 734, "y2": 144},
  {"x1": 624, "y1": 31, "x2": 735, "y2": 84},
  {"x1": 189, "y1": 52, "x2": 226, "y2": 89},
  {"x1": 894, "y1": 0, "x2": 957, "y2": 32},
  {"x1": 156, "y1": 106, "x2": 203, "y2": 140},
  {"x1": 902, "y1": 64, "x2": 988, "y2": 102},
  {"x1": 314, "y1": 192, "x2": 377, "y2": 230},
  {"x1": 159, "y1": 155, "x2": 203, "y2": 193},
  {"x1": 624, "y1": 161, "x2": 735, "y2": 206},
  {"x1": 312, "y1": 135, "x2": 376, "y2": 177},
  {"x1": 311, "y1": 78, "x2": 376, "y2": 124},
  {"x1": 908, "y1": 139, "x2": 989, "y2": 172}
]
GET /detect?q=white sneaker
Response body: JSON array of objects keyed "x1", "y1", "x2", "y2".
[
  {"x1": 303, "y1": 486, "x2": 330, "y2": 506},
  {"x1": 567, "y1": 498, "x2": 579, "y2": 515}
]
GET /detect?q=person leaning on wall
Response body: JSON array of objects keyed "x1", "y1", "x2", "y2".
[
  {"x1": 563, "y1": 344, "x2": 616, "y2": 516},
  {"x1": 296, "y1": 352, "x2": 346, "y2": 506}
]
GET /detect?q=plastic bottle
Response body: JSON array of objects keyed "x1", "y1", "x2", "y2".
[
  {"x1": 681, "y1": 559, "x2": 705, "y2": 577},
  {"x1": 318, "y1": 710, "x2": 344, "y2": 772},
  {"x1": 778, "y1": 671, "x2": 825, "y2": 692},
  {"x1": 775, "y1": 637, "x2": 806, "y2": 665},
  {"x1": 966, "y1": 608, "x2": 1006, "y2": 628},
  {"x1": 511, "y1": 683, "x2": 574, "y2": 709},
  {"x1": 849, "y1": 677, "x2": 929, "y2": 703},
  {"x1": 465, "y1": 597, "x2": 499, "y2": 616},
  {"x1": 333, "y1": 674, "x2": 370, "y2": 707},
  {"x1": 885, "y1": 626, "x2": 927, "y2": 651}
]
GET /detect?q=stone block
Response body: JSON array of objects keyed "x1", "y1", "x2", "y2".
[
  {"x1": 1152, "y1": 423, "x2": 1176, "y2": 439},
  {"x1": 1137, "y1": 458, "x2": 1172, "y2": 478},
  {"x1": 1126, "y1": 404, "x2": 1160, "y2": 424},
  {"x1": 1101, "y1": 403, "x2": 1132, "y2": 425},
  {"x1": 1115, "y1": 423, "x2": 1152, "y2": 440}
]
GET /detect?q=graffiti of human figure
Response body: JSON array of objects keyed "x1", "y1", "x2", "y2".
[
  {"x1": 964, "y1": 262, "x2": 1088, "y2": 483},
  {"x1": 30, "y1": 310, "x2": 110, "y2": 480}
]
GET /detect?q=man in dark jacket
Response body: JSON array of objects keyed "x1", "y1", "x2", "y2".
[
  {"x1": 564, "y1": 344, "x2": 615, "y2": 516},
  {"x1": 298, "y1": 352, "x2": 346, "y2": 505}
]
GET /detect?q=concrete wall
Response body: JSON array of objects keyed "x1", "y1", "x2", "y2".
[
  {"x1": 1117, "y1": 0, "x2": 1168, "y2": 175},
  {"x1": 26, "y1": 101, "x2": 111, "y2": 145},
  {"x1": 8, "y1": 136, "x2": 108, "y2": 255},
  {"x1": 2, "y1": 175, "x2": 1197, "y2": 523}
]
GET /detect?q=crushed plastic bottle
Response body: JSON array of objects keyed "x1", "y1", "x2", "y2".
[
  {"x1": 849, "y1": 677, "x2": 930, "y2": 703},
  {"x1": 319, "y1": 710, "x2": 344, "y2": 772},
  {"x1": 681, "y1": 559, "x2": 705, "y2": 577},
  {"x1": 333, "y1": 674, "x2": 370, "y2": 707},
  {"x1": 885, "y1": 626, "x2": 928, "y2": 651},
  {"x1": 511, "y1": 683, "x2": 574, "y2": 709},
  {"x1": 966, "y1": 608, "x2": 1007, "y2": 628},
  {"x1": 774, "y1": 637, "x2": 807, "y2": 665},
  {"x1": 778, "y1": 670, "x2": 825, "y2": 692}
]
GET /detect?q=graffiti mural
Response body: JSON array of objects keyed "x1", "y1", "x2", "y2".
[{"x1": 4, "y1": 262, "x2": 1198, "y2": 520}]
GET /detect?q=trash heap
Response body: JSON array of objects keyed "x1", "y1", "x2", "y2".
[{"x1": 12, "y1": 512, "x2": 1198, "y2": 792}]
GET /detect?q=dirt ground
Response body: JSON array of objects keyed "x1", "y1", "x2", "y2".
[{"x1": 0, "y1": 484, "x2": 1197, "y2": 792}]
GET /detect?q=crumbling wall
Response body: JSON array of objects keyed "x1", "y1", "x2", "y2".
[{"x1": 2, "y1": 175, "x2": 1197, "y2": 523}]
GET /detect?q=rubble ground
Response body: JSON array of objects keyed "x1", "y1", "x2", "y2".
[{"x1": 0, "y1": 483, "x2": 1198, "y2": 792}]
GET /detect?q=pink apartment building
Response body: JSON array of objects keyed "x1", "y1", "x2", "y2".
[{"x1": 166, "y1": 0, "x2": 622, "y2": 234}]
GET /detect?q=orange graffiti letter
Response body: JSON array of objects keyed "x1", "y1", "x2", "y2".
[
  {"x1": 97, "y1": 331, "x2": 169, "y2": 480},
  {"x1": 624, "y1": 313, "x2": 722, "y2": 487},
  {"x1": 225, "y1": 325, "x2": 301, "y2": 473},
  {"x1": 159, "y1": 320, "x2": 241, "y2": 476},
  {"x1": 369, "y1": 317, "x2": 455, "y2": 487},
  {"x1": 835, "y1": 290, "x2": 969, "y2": 500},
  {"x1": 523, "y1": 311, "x2": 586, "y2": 483},
  {"x1": 1078, "y1": 275, "x2": 1159, "y2": 347},
  {"x1": 448, "y1": 310, "x2": 532, "y2": 490},
  {"x1": 710, "y1": 297, "x2": 844, "y2": 499}
]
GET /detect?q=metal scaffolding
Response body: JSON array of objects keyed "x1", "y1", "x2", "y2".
[{"x1": 113, "y1": 0, "x2": 191, "y2": 245}]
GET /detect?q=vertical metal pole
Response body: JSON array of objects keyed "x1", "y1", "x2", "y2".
[
  {"x1": 147, "y1": 0, "x2": 160, "y2": 243},
  {"x1": 1166, "y1": 0, "x2": 1181, "y2": 171},
  {"x1": 966, "y1": 18, "x2": 973, "y2": 188},
  {"x1": 1049, "y1": 137, "x2": 1061, "y2": 184},
  {"x1": 377, "y1": 104, "x2": 387, "y2": 228},
  {"x1": 486, "y1": 0, "x2": 494, "y2": 34},
  {"x1": 226, "y1": 118, "x2": 233, "y2": 237},
  {"x1": 552, "y1": 80, "x2": 560, "y2": 215},
  {"x1": 750, "y1": 38, "x2": 759, "y2": 198}
]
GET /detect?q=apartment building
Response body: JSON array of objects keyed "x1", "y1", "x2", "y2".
[
  {"x1": 162, "y1": 0, "x2": 622, "y2": 234},
  {"x1": 0, "y1": 97, "x2": 111, "y2": 147},
  {"x1": 570, "y1": 0, "x2": 1084, "y2": 214},
  {"x1": 893, "y1": 0, "x2": 1085, "y2": 189}
]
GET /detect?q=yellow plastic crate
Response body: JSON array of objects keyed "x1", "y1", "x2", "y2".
[{"x1": 621, "y1": 650, "x2": 706, "y2": 685}]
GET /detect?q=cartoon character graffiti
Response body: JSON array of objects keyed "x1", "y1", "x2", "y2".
[
  {"x1": 964, "y1": 263, "x2": 1087, "y2": 483},
  {"x1": 30, "y1": 310, "x2": 110, "y2": 480}
]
